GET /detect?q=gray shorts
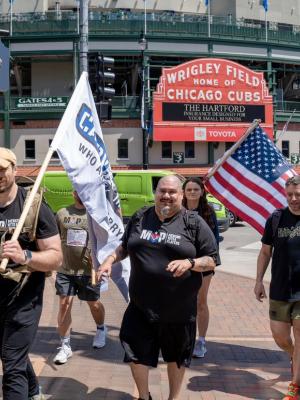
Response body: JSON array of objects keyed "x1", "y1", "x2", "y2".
[
  {"x1": 269, "y1": 299, "x2": 300, "y2": 322},
  {"x1": 55, "y1": 272, "x2": 100, "y2": 301}
]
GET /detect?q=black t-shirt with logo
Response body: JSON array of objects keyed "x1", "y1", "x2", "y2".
[
  {"x1": 122, "y1": 207, "x2": 218, "y2": 323},
  {"x1": 0, "y1": 187, "x2": 59, "y2": 307},
  {"x1": 262, "y1": 207, "x2": 300, "y2": 301}
]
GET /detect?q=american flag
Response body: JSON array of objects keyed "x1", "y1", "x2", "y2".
[{"x1": 205, "y1": 126, "x2": 297, "y2": 234}]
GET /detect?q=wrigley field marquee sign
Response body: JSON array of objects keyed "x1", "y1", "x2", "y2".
[{"x1": 153, "y1": 58, "x2": 273, "y2": 142}]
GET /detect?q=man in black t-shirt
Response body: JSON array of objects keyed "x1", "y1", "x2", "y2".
[
  {"x1": 255, "y1": 175, "x2": 300, "y2": 400},
  {"x1": 97, "y1": 175, "x2": 218, "y2": 400},
  {"x1": 0, "y1": 148, "x2": 62, "y2": 400}
]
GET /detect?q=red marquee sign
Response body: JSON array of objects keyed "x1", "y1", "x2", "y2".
[{"x1": 153, "y1": 58, "x2": 273, "y2": 142}]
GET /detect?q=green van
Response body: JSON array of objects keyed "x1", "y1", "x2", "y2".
[
  {"x1": 40, "y1": 170, "x2": 229, "y2": 232},
  {"x1": 41, "y1": 171, "x2": 74, "y2": 213},
  {"x1": 207, "y1": 194, "x2": 230, "y2": 233},
  {"x1": 112, "y1": 170, "x2": 181, "y2": 222},
  {"x1": 40, "y1": 170, "x2": 178, "y2": 215}
]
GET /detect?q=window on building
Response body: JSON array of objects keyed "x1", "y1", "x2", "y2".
[
  {"x1": 282, "y1": 140, "x2": 290, "y2": 158},
  {"x1": 185, "y1": 142, "x2": 195, "y2": 158},
  {"x1": 49, "y1": 139, "x2": 59, "y2": 159},
  {"x1": 292, "y1": 79, "x2": 300, "y2": 90},
  {"x1": 11, "y1": 60, "x2": 32, "y2": 96},
  {"x1": 225, "y1": 142, "x2": 234, "y2": 151},
  {"x1": 25, "y1": 140, "x2": 35, "y2": 159},
  {"x1": 162, "y1": 141, "x2": 172, "y2": 158},
  {"x1": 118, "y1": 139, "x2": 128, "y2": 159}
]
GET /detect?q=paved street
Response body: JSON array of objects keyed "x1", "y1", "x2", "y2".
[
  {"x1": 0, "y1": 223, "x2": 290, "y2": 399},
  {"x1": 218, "y1": 222, "x2": 271, "y2": 282}
]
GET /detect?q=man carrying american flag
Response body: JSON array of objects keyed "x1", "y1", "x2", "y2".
[
  {"x1": 205, "y1": 124, "x2": 297, "y2": 234},
  {"x1": 205, "y1": 122, "x2": 299, "y2": 400},
  {"x1": 255, "y1": 175, "x2": 300, "y2": 400}
]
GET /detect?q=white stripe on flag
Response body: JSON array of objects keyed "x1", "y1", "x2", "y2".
[
  {"x1": 216, "y1": 163, "x2": 275, "y2": 215},
  {"x1": 208, "y1": 175, "x2": 267, "y2": 229},
  {"x1": 226, "y1": 158, "x2": 287, "y2": 205}
]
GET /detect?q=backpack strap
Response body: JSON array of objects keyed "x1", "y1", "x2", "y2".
[
  {"x1": 183, "y1": 209, "x2": 199, "y2": 244},
  {"x1": 131, "y1": 206, "x2": 151, "y2": 226},
  {"x1": 271, "y1": 208, "x2": 284, "y2": 241},
  {"x1": 0, "y1": 187, "x2": 46, "y2": 283},
  {"x1": 22, "y1": 187, "x2": 45, "y2": 242}
]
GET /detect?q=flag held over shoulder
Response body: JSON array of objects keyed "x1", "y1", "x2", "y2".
[
  {"x1": 205, "y1": 125, "x2": 297, "y2": 234},
  {"x1": 50, "y1": 72, "x2": 130, "y2": 297}
]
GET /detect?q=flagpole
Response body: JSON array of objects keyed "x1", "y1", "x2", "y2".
[
  {"x1": 265, "y1": 9, "x2": 267, "y2": 42},
  {"x1": 275, "y1": 109, "x2": 296, "y2": 143},
  {"x1": 10, "y1": 0, "x2": 13, "y2": 36},
  {"x1": 207, "y1": 0, "x2": 211, "y2": 38},
  {"x1": 0, "y1": 147, "x2": 55, "y2": 273},
  {"x1": 204, "y1": 119, "x2": 260, "y2": 181}
]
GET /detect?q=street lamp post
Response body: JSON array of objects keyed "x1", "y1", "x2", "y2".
[
  {"x1": 139, "y1": 30, "x2": 148, "y2": 169},
  {"x1": 0, "y1": 29, "x2": 11, "y2": 148},
  {"x1": 79, "y1": 0, "x2": 88, "y2": 74}
]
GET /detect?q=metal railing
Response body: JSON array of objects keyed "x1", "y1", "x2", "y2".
[
  {"x1": 276, "y1": 101, "x2": 300, "y2": 113},
  {"x1": 0, "y1": 95, "x2": 140, "y2": 118},
  {"x1": 0, "y1": 10, "x2": 300, "y2": 46},
  {"x1": 0, "y1": 96, "x2": 300, "y2": 118}
]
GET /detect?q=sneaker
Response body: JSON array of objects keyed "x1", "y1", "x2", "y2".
[
  {"x1": 93, "y1": 325, "x2": 107, "y2": 348},
  {"x1": 53, "y1": 343, "x2": 72, "y2": 365},
  {"x1": 193, "y1": 340, "x2": 207, "y2": 358},
  {"x1": 29, "y1": 386, "x2": 45, "y2": 400},
  {"x1": 283, "y1": 382, "x2": 300, "y2": 400}
]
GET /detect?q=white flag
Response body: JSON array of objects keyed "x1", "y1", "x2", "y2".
[{"x1": 51, "y1": 71, "x2": 130, "y2": 300}]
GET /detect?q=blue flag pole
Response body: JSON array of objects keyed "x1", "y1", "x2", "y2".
[{"x1": 263, "y1": 0, "x2": 268, "y2": 42}]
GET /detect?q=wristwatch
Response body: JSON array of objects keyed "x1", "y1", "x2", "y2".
[
  {"x1": 187, "y1": 258, "x2": 195, "y2": 269},
  {"x1": 23, "y1": 249, "x2": 33, "y2": 265}
]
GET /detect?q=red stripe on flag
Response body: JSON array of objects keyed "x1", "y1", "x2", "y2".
[
  {"x1": 271, "y1": 180, "x2": 286, "y2": 197},
  {"x1": 212, "y1": 169, "x2": 270, "y2": 220},
  {"x1": 272, "y1": 169, "x2": 298, "y2": 195},
  {"x1": 206, "y1": 181, "x2": 265, "y2": 234},
  {"x1": 222, "y1": 162, "x2": 284, "y2": 209}
]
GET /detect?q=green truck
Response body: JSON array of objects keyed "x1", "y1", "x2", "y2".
[{"x1": 41, "y1": 170, "x2": 229, "y2": 232}]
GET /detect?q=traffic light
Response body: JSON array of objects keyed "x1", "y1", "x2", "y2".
[{"x1": 96, "y1": 54, "x2": 115, "y2": 121}]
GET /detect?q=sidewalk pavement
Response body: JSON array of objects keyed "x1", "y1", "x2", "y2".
[{"x1": 1, "y1": 269, "x2": 291, "y2": 400}]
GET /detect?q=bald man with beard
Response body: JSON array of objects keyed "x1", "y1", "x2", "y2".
[{"x1": 97, "y1": 175, "x2": 219, "y2": 400}]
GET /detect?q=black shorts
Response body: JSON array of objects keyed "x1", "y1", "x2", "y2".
[
  {"x1": 119, "y1": 303, "x2": 196, "y2": 368},
  {"x1": 55, "y1": 272, "x2": 100, "y2": 301}
]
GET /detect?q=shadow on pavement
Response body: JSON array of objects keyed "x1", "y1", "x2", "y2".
[
  {"x1": 31, "y1": 325, "x2": 125, "y2": 369},
  {"x1": 188, "y1": 341, "x2": 289, "y2": 399},
  {"x1": 42, "y1": 377, "x2": 132, "y2": 400},
  {"x1": 229, "y1": 222, "x2": 246, "y2": 228}
]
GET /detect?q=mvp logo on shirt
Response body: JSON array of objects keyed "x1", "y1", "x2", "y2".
[{"x1": 140, "y1": 230, "x2": 180, "y2": 245}]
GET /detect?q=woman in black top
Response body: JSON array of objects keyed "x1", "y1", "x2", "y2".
[{"x1": 183, "y1": 177, "x2": 219, "y2": 358}]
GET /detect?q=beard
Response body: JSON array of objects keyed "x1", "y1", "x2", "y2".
[{"x1": 160, "y1": 205, "x2": 171, "y2": 217}]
